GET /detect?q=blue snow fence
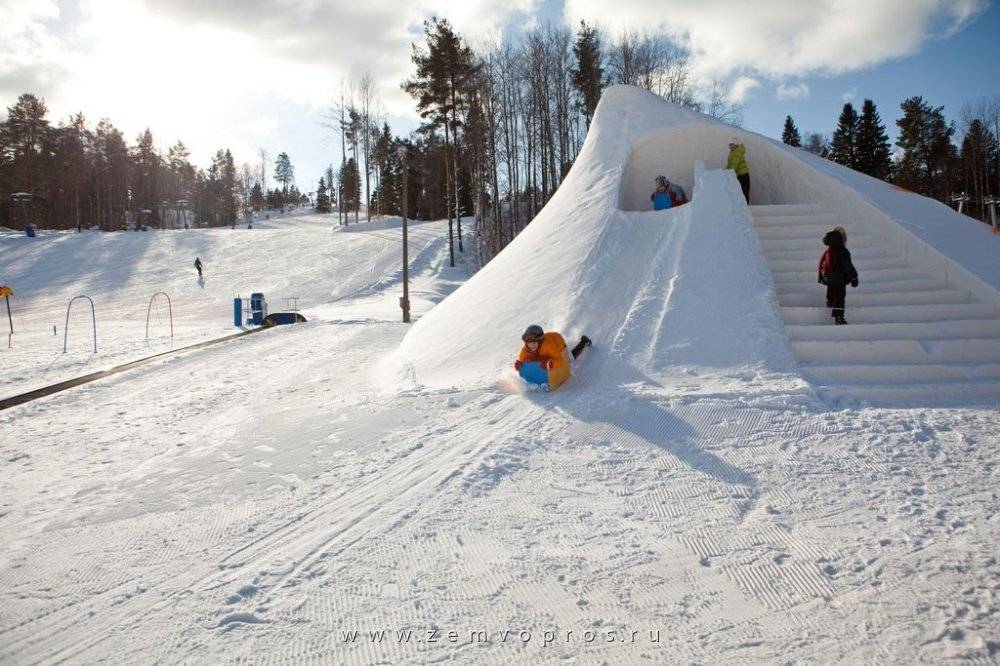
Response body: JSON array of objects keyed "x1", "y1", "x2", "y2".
[{"x1": 518, "y1": 361, "x2": 549, "y2": 386}]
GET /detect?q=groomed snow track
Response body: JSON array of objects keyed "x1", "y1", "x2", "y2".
[{"x1": 751, "y1": 203, "x2": 1000, "y2": 405}]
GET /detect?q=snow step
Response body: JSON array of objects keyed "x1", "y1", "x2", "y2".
[
  {"x1": 785, "y1": 319, "x2": 1000, "y2": 341},
  {"x1": 767, "y1": 255, "x2": 908, "y2": 273},
  {"x1": 777, "y1": 288, "x2": 973, "y2": 307},
  {"x1": 752, "y1": 216, "x2": 840, "y2": 230},
  {"x1": 814, "y1": 380, "x2": 1000, "y2": 405},
  {"x1": 759, "y1": 236, "x2": 883, "y2": 251},
  {"x1": 761, "y1": 246, "x2": 898, "y2": 261},
  {"x1": 792, "y1": 338, "x2": 1000, "y2": 365},
  {"x1": 770, "y1": 266, "x2": 930, "y2": 285},
  {"x1": 774, "y1": 278, "x2": 947, "y2": 296},
  {"x1": 754, "y1": 201, "x2": 1000, "y2": 404},
  {"x1": 755, "y1": 226, "x2": 876, "y2": 242},
  {"x1": 781, "y1": 302, "x2": 999, "y2": 325},
  {"x1": 801, "y1": 363, "x2": 1000, "y2": 384}
]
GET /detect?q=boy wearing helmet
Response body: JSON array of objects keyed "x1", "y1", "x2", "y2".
[
  {"x1": 650, "y1": 176, "x2": 673, "y2": 211},
  {"x1": 651, "y1": 175, "x2": 688, "y2": 210},
  {"x1": 514, "y1": 325, "x2": 592, "y2": 389}
]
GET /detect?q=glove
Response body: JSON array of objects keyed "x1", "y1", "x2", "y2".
[
  {"x1": 514, "y1": 360, "x2": 523, "y2": 371},
  {"x1": 541, "y1": 359, "x2": 554, "y2": 370},
  {"x1": 850, "y1": 277, "x2": 859, "y2": 288}
]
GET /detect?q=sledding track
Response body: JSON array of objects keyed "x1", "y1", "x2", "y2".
[{"x1": 751, "y1": 203, "x2": 1000, "y2": 404}]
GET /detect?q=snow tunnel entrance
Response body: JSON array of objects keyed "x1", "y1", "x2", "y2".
[{"x1": 619, "y1": 125, "x2": 750, "y2": 212}]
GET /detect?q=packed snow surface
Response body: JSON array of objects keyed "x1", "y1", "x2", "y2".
[{"x1": 2, "y1": 88, "x2": 1000, "y2": 664}]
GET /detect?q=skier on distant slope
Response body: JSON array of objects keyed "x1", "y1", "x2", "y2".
[
  {"x1": 514, "y1": 325, "x2": 591, "y2": 389},
  {"x1": 817, "y1": 226, "x2": 858, "y2": 325},
  {"x1": 194, "y1": 257, "x2": 203, "y2": 278}
]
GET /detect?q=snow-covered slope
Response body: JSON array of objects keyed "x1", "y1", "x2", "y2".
[
  {"x1": 0, "y1": 213, "x2": 456, "y2": 397},
  {"x1": 386, "y1": 92, "x2": 800, "y2": 394}
]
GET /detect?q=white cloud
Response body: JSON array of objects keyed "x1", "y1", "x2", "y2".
[
  {"x1": 563, "y1": 0, "x2": 988, "y2": 79},
  {"x1": 842, "y1": 88, "x2": 858, "y2": 104},
  {"x1": 0, "y1": 0, "x2": 537, "y2": 177},
  {"x1": 728, "y1": 76, "x2": 760, "y2": 104},
  {"x1": 0, "y1": 0, "x2": 69, "y2": 104},
  {"x1": 777, "y1": 82, "x2": 810, "y2": 100}
]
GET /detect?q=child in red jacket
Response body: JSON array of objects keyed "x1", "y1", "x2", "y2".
[{"x1": 818, "y1": 226, "x2": 859, "y2": 325}]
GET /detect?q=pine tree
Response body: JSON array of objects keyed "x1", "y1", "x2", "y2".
[
  {"x1": 250, "y1": 182, "x2": 264, "y2": 211},
  {"x1": 130, "y1": 128, "x2": 160, "y2": 223},
  {"x1": 895, "y1": 96, "x2": 955, "y2": 201},
  {"x1": 338, "y1": 158, "x2": 361, "y2": 214},
  {"x1": 273, "y1": 152, "x2": 294, "y2": 191},
  {"x1": 571, "y1": 20, "x2": 604, "y2": 128},
  {"x1": 959, "y1": 119, "x2": 998, "y2": 220},
  {"x1": 855, "y1": 99, "x2": 892, "y2": 180},
  {"x1": 3, "y1": 93, "x2": 49, "y2": 195},
  {"x1": 830, "y1": 103, "x2": 859, "y2": 169},
  {"x1": 403, "y1": 17, "x2": 477, "y2": 265},
  {"x1": 781, "y1": 116, "x2": 801, "y2": 147},
  {"x1": 316, "y1": 176, "x2": 331, "y2": 213}
]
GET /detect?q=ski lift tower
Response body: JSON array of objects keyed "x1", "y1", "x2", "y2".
[
  {"x1": 982, "y1": 195, "x2": 998, "y2": 230},
  {"x1": 11, "y1": 192, "x2": 32, "y2": 230},
  {"x1": 950, "y1": 192, "x2": 971, "y2": 216}
]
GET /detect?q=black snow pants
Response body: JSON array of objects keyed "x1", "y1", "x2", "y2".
[
  {"x1": 827, "y1": 282, "x2": 846, "y2": 319},
  {"x1": 737, "y1": 173, "x2": 750, "y2": 203}
]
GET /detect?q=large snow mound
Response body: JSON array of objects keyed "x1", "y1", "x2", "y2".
[
  {"x1": 383, "y1": 87, "x2": 801, "y2": 391},
  {"x1": 386, "y1": 85, "x2": 1000, "y2": 392}
]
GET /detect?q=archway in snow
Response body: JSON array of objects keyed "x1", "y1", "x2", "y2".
[{"x1": 618, "y1": 124, "x2": 832, "y2": 211}]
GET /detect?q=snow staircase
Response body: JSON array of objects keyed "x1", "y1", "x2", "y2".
[{"x1": 751, "y1": 204, "x2": 1000, "y2": 404}]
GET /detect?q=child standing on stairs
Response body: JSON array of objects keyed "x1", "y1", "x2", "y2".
[{"x1": 817, "y1": 226, "x2": 859, "y2": 325}]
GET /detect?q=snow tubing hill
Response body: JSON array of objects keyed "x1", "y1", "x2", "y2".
[{"x1": 384, "y1": 85, "x2": 1000, "y2": 405}]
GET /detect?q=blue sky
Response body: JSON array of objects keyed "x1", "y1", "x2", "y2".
[
  {"x1": 1, "y1": 0, "x2": 997, "y2": 188},
  {"x1": 739, "y1": 1, "x2": 1000, "y2": 144}
]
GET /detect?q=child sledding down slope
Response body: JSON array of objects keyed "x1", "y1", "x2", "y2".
[{"x1": 817, "y1": 226, "x2": 859, "y2": 325}]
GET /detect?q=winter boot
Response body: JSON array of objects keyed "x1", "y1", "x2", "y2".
[{"x1": 834, "y1": 315, "x2": 848, "y2": 325}]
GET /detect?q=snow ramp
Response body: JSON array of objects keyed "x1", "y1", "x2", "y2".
[{"x1": 382, "y1": 86, "x2": 800, "y2": 393}]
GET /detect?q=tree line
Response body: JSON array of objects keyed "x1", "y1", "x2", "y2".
[
  {"x1": 366, "y1": 18, "x2": 749, "y2": 266},
  {"x1": 782, "y1": 95, "x2": 1000, "y2": 223},
  {"x1": 0, "y1": 94, "x2": 307, "y2": 231}
]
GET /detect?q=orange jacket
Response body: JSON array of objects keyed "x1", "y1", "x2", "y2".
[{"x1": 518, "y1": 331, "x2": 568, "y2": 369}]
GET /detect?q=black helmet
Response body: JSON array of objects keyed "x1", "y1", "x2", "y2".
[{"x1": 522, "y1": 324, "x2": 544, "y2": 342}]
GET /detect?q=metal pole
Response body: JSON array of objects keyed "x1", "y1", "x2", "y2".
[
  {"x1": 400, "y1": 150, "x2": 411, "y2": 324},
  {"x1": 63, "y1": 295, "x2": 97, "y2": 353},
  {"x1": 145, "y1": 291, "x2": 174, "y2": 343},
  {"x1": 1, "y1": 287, "x2": 12, "y2": 335}
]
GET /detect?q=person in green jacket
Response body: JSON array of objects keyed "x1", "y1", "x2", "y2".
[{"x1": 726, "y1": 137, "x2": 750, "y2": 203}]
